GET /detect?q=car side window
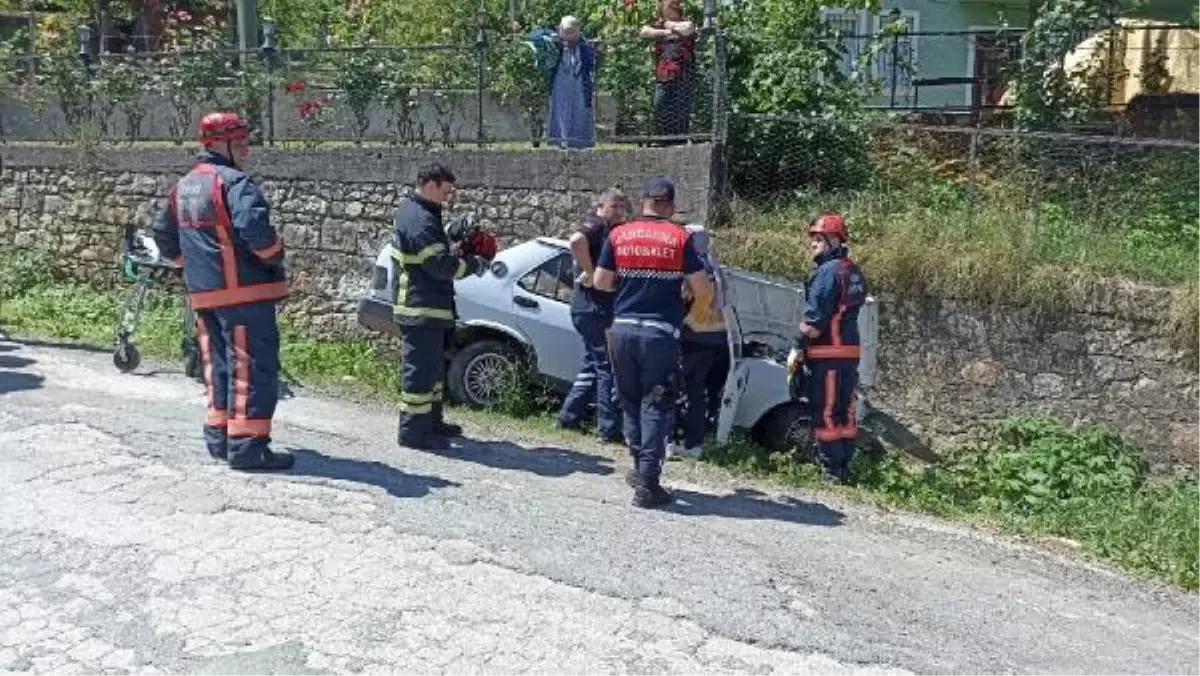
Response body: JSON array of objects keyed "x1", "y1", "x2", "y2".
[{"x1": 517, "y1": 252, "x2": 574, "y2": 303}]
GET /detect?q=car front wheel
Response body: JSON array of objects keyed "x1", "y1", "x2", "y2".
[
  {"x1": 754, "y1": 402, "x2": 817, "y2": 461},
  {"x1": 447, "y1": 339, "x2": 517, "y2": 409}
]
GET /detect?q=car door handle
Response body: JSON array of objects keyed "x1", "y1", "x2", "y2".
[{"x1": 514, "y1": 296, "x2": 539, "y2": 309}]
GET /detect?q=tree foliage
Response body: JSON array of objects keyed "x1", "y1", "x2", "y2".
[{"x1": 1010, "y1": 0, "x2": 1141, "y2": 130}]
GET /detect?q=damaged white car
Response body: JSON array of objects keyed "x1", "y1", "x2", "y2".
[{"x1": 357, "y1": 236, "x2": 878, "y2": 451}]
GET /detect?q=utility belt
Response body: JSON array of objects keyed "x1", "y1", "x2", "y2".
[{"x1": 613, "y1": 316, "x2": 680, "y2": 339}]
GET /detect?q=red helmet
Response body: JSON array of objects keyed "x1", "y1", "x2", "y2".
[
  {"x1": 807, "y1": 212, "x2": 849, "y2": 242},
  {"x1": 199, "y1": 112, "x2": 251, "y2": 146}
]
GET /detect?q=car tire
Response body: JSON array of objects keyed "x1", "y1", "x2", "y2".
[
  {"x1": 754, "y1": 402, "x2": 817, "y2": 460},
  {"x1": 447, "y1": 339, "x2": 518, "y2": 409}
]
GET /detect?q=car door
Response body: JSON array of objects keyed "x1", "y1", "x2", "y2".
[
  {"x1": 510, "y1": 250, "x2": 583, "y2": 383},
  {"x1": 716, "y1": 302, "x2": 752, "y2": 445}
]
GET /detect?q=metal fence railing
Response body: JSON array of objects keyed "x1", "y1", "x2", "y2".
[{"x1": 0, "y1": 23, "x2": 725, "y2": 148}]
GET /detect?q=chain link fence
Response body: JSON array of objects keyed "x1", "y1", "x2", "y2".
[{"x1": 721, "y1": 113, "x2": 1199, "y2": 286}]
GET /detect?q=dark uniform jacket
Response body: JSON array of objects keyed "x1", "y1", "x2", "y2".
[
  {"x1": 802, "y1": 246, "x2": 867, "y2": 360},
  {"x1": 390, "y1": 192, "x2": 482, "y2": 329},
  {"x1": 152, "y1": 151, "x2": 287, "y2": 310}
]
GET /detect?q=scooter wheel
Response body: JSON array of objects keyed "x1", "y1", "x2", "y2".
[{"x1": 113, "y1": 343, "x2": 141, "y2": 373}]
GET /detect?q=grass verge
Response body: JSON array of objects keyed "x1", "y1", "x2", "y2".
[{"x1": 1, "y1": 274, "x2": 1196, "y2": 592}]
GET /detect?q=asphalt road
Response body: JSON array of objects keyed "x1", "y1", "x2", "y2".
[{"x1": 0, "y1": 335, "x2": 1196, "y2": 675}]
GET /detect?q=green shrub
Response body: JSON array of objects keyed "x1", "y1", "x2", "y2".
[
  {"x1": 0, "y1": 248, "x2": 66, "y2": 300},
  {"x1": 853, "y1": 415, "x2": 1199, "y2": 590}
]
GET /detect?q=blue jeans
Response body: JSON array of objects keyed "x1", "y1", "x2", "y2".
[
  {"x1": 611, "y1": 323, "x2": 681, "y2": 484},
  {"x1": 557, "y1": 313, "x2": 619, "y2": 439}
]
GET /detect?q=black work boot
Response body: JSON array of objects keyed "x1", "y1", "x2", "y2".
[
  {"x1": 229, "y1": 449, "x2": 295, "y2": 472},
  {"x1": 624, "y1": 469, "x2": 641, "y2": 488},
  {"x1": 400, "y1": 433, "x2": 450, "y2": 451},
  {"x1": 433, "y1": 421, "x2": 463, "y2": 438},
  {"x1": 633, "y1": 481, "x2": 674, "y2": 509}
]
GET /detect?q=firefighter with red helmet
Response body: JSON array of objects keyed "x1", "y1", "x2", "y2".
[
  {"x1": 152, "y1": 111, "x2": 294, "y2": 471},
  {"x1": 789, "y1": 212, "x2": 868, "y2": 484}
]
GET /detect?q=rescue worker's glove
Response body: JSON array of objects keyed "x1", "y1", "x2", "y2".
[{"x1": 786, "y1": 335, "x2": 809, "y2": 403}]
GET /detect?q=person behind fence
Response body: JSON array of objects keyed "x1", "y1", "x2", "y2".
[
  {"x1": 152, "y1": 111, "x2": 293, "y2": 472},
  {"x1": 529, "y1": 16, "x2": 599, "y2": 150},
  {"x1": 556, "y1": 188, "x2": 628, "y2": 441},
  {"x1": 391, "y1": 163, "x2": 490, "y2": 451},
  {"x1": 594, "y1": 177, "x2": 712, "y2": 508},
  {"x1": 674, "y1": 223, "x2": 730, "y2": 459},
  {"x1": 789, "y1": 212, "x2": 868, "y2": 484},
  {"x1": 639, "y1": 0, "x2": 697, "y2": 142}
]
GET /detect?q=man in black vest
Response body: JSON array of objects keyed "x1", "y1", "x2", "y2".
[{"x1": 556, "y1": 188, "x2": 628, "y2": 443}]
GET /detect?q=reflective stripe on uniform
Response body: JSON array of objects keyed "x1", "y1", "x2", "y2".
[
  {"x1": 453, "y1": 258, "x2": 468, "y2": 279},
  {"x1": 391, "y1": 242, "x2": 447, "y2": 266},
  {"x1": 254, "y1": 237, "x2": 285, "y2": 260},
  {"x1": 400, "y1": 390, "x2": 437, "y2": 405},
  {"x1": 189, "y1": 281, "x2": 289, "y2": 310},
  {"x1": 807, "y1": 345, "x2": 861, "y2": 360},
  {"x1": 399, "y1": 389, "x2": 436, "y2": 415},
  {"x1": 399, "y1": 401, "x2": 433, "y2": 414},
  {"x1": 228, "y1": 417, "x2": 272, "y2": 437}
]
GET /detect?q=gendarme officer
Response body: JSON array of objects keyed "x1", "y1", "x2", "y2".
[{"x1": 594, "y1": 177, "x2": 712, "y2": 508}]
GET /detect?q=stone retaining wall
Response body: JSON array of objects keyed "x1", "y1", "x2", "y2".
[
  {"x1": 869, "y1": 287, "x2": 1197, "y2": 472},
  {"x1": 0, "y1": 143, "x2": 713, "y2": 336}
]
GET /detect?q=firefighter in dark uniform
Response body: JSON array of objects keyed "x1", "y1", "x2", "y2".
[
  {"x1": 556, "y1": 187, "x2": 628, "y2": 442},
  {"x1": 790, "y1": 212, "x2": 868, "y2": 484},
  {"x1": 391, "y1": 163, "x2": 489, "y2": 451},
  {"x1": 594, "y1": 177, "x2": 712, "y2": 508},
  {"x1": 153, "y1": 111, "x2": 293, "y2": 471}
]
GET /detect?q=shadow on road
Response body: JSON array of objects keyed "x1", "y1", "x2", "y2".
[
  {"x1": 666, "y1": 487, "x2": 845, "y2": 527},
  {"x1": 428, "y1": 438, "x2": 615, "y2": 478},
  {"x1": 1, "y1": 335, "x2": 114, "y2": 356},
  {"x1": 0, "y1": 345, "x2": 44, "y2": 395},
  {"x1": 288, "y1": 447, "x2": 460, "y2": 498}
]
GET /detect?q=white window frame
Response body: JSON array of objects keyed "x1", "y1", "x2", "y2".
[
  {"x1": 872, "y1": 9, "x2": 921, "y2": 99},
  {"x1": 820, "y1": 7, "x2": 871, "y2": 82}
]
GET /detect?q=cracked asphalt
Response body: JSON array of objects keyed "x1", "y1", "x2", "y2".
[{"x1": 0, "y1": 336, "x2": 1196, "y2": 675}]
